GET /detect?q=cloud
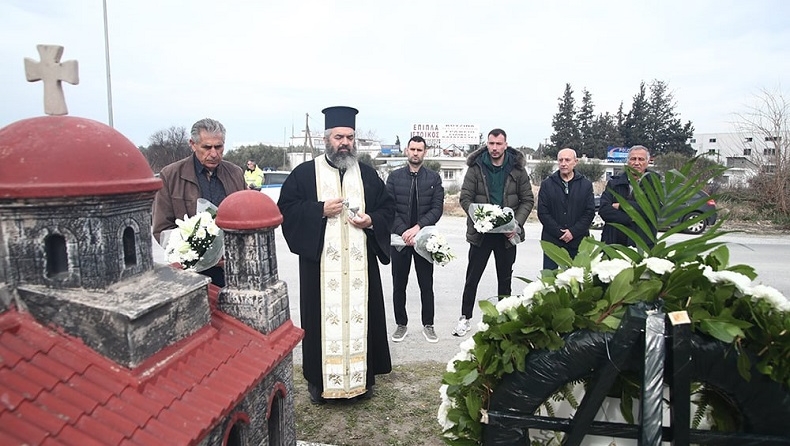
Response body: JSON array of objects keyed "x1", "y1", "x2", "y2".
[{"x1": 2, "y1": 0, "x2": 789, "y2": 147}]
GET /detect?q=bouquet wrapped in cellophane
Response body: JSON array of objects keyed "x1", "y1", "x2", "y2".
[
  {"x1": 391, "y1": 225, "x2": 455, "y2": 266},
  {"x1": 468, "y1": 203, "x2": 521, "y2": 245},
  {"x1": 161, "y1": 198, "x2": 224, "y2": 272}
]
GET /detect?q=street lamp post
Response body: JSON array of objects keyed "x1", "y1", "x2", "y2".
[{"x1": 102, "y1": 0, "x2": 114, "y2": 127}]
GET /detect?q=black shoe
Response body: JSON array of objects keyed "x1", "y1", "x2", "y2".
[
  {"x1": 308, "y1": 382, "x2": 326, "y2": 405},
  {"x1": 352, "y1": 385, "x2": 374, "y2": 401}
]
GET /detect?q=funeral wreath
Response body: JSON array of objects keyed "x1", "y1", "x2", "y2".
[{"x1": 438, "y1": 161, "x2": 790, "y2": 444}]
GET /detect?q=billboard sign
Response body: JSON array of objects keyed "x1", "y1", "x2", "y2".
[
  {"x1": 607, "y1": 146, "x2": 629, "y2": 162},
  {"x1": 410, "y1": 123, "x2": 480, "y2": 148}
]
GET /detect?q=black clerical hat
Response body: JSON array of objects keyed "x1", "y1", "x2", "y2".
[{"x1": 322, "y1": 106, "x2": 358, "y2": 129}]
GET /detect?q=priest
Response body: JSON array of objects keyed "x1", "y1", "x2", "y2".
[{"x1": 278, "y1": 106, "x2": 395, "y2": 403}]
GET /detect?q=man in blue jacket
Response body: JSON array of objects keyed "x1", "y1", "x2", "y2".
[
  {"x1": 386, "y1": 136, "x2": 444, "y2": 343},
  {"x1": 537, "y1": 148, "x2": 595, "y2": 270}
]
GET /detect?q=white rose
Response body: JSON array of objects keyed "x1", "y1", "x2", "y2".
[
  {"x1": 556, "y1": 267, "x2": 586, "y2": 288},
  {"x1": 641, "y1": 257, "x2": 675, "y2": 275},
  {"x1": 702, "y1": 266, "x2": 753, "y2": 295},
  {"x1": 592, "y1": 258, "x2": 633, "y2": 283},
  {"x1": 750, "y1": 284, "x2": 790, "y2": 312},
  {"x1": 459, "y1": 338, "x2": 476, "y2": 353}
]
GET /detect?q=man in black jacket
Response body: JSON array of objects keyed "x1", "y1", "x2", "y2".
[
  {"x1": 538, "y1": 148, "x2": 595, "y2": 270},
  {"x1": 386, "y1": 136, "x2": 444, "y2": 343},
  {"x1": 599, "y1": 145, "x2": 660, "y2": 248}
]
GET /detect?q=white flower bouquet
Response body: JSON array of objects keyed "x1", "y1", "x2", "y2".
[
  {"x1": 161, "y1": 198, "x2": 224, "y2": 272},
  {"x1": 391, "y1": 226, "x2": 455, "y2": 266},
  {"x1": 469, "y1": 203, "x2": 521, "y2": 245}
]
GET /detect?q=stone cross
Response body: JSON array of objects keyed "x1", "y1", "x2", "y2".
[{"x1": 24, "y1": 44, "x2": 79, "y2": 116}]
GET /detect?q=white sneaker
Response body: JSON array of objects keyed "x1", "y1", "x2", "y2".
[
  {"x1": 423, "y1": 325, "x2": 438, "y2": 343},
  {"x1": 392, "y1": 325, "x2": 408, "y2": 342},
  {"x1": 452, "y1": 316, "x2": 471, "y2": 337}
]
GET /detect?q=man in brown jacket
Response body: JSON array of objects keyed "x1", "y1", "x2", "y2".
[{"x1": 152, "y1": 118, "x2": 245, "y2": 286}]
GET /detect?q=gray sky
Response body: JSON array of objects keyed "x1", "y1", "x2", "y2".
[{"x1": 1, "y1": 0, "x2": 788, "y2": 149}]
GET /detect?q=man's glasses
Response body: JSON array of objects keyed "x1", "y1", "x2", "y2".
[{"x1": 200, "y1": 144, "x2": 224, "y2": 150}]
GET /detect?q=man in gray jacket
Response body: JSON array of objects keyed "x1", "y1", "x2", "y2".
[
  {"x1": 386, "y1": 136, "x2": 444, "y2": 343},
  {"x1": 454, "y1": 128, "x2": 534, "y2": 336}
]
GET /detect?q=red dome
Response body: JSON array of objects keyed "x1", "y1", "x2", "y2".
[
  {"x1": 0, "y1": 116, "x2": 162, "y2": 199},
  {"x1": 216, "y1": 190, "x2": 283, "y2": 230}
]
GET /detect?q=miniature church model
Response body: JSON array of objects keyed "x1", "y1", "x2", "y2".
[{"x1": 0, "y1": 45, "x2": 303, "y2": 445}]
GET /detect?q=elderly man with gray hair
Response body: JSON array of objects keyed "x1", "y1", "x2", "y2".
[
  {"x1": 152, "y1": 118, "x2": 246, "y2": 286},
  {"x1": 598, "y1": 144, "x2": 660, "y2": 248}
]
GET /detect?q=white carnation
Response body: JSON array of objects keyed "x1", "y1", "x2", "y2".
[{"x1": 477, "y1": 321, "x2": 490, "y2": 332}]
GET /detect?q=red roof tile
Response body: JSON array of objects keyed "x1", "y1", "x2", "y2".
[
  {"x1": 0, "y1": 408, "x2": 50, "y2": 444},
  {"x1": 0, "y1": 282, "x2": 304, "y2": 445},
  {"x1": 56, "y1": 423, "x2": 117, "y2": 446},
  {"x1": 0, "y1": 430, "x2": 24, "y2": 445}
]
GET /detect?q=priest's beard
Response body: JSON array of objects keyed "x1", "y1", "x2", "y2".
[{"x1": 326, "y1": 142, "x2": 358, "y2": 170}]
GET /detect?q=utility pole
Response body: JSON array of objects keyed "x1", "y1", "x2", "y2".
[{"x1": 302, "y1": 113, "x2": 314, "y2": 163}]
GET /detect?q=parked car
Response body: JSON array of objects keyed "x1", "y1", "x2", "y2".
[
  {"x1": 591, "y1": 190, "x2": 717, "y2": 235},
  {"x1": 260, "y1": 171, "x2": 290, "y2": 203}
]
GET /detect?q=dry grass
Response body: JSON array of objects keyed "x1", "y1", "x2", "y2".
[{"x1": 294, "y1": 362, "x2": 447, "y2": 446}]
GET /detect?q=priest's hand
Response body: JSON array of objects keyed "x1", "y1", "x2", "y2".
[
  {"x1": 323, "y1": 198, "x2": 345, "y2": 218},
  {"x1": 348, "y1": 211, "x2": 372, "y2": 229}
]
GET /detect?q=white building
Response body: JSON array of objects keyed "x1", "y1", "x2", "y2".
[{"x1": 689, "y1": 132, "x2": 783, "y2": 186}]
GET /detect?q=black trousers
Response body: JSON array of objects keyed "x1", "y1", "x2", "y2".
[
  {"x1": 460, "y1": 234, "x2": 517, "y2": 319},
  {"x1": 390, "y1": 246, "x2": 435, "y2": 326},
  {"x1": 200, "y1": 265, "x2": 225, "y2": 288}
]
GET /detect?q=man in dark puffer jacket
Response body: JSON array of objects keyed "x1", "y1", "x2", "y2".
[
  {"x1": 537, "y1": 148, "x2": 595, "y2": 270},
  {"x1": 455, "y1": 128, "x2": 534, "y2": 337},
  {"x1": 386, "y1": 136, "x2": 444, "y2": 343}
]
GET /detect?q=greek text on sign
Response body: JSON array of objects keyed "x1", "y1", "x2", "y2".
[{"x1": 410, "y1": 123, "x2": 480, "y2": 147}]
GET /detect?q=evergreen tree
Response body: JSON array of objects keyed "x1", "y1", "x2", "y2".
[
  {"x1": 550, "y1": 83, "x2": 581, "y2": 158},
  {"x1": 578, "y1": 88, "x2": 595, "y2": 157},
  {"x1": 588, "y1": 112, "x2": 622, "y2": 159},
  {"x1": 621, "y1": 81, "x2": 651, "y2": 147},
  {"x1": 648, "y1": 80, "x2": 695, "y2": 156}
]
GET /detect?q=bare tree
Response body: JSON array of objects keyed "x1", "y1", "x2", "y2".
[
  {"x1": 141, "y1": 126, "x2": 191, "y2": 173},
  {"x1": 734, "y1": 87, "x2": 790, "y2": 216}
]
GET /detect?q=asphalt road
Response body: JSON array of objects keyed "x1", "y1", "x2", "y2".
[{"x1": 273, "y1": 216, "x2": 790, "y2": 367}]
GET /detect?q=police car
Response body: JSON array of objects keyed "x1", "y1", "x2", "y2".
[{"x1": 260, "y1": 171, "x2": 290, "y2": 203}]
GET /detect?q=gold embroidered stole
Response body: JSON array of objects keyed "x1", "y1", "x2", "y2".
[{"x1": 315, "y1": 155, "x2": 369, "y2": 398}]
